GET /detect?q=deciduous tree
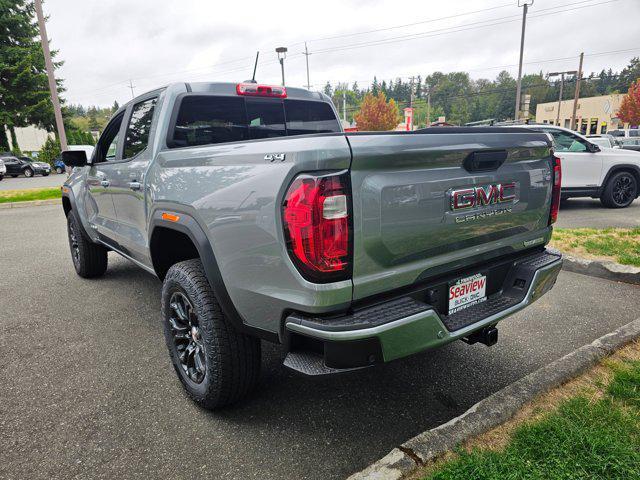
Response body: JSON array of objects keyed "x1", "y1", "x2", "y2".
[
  {"x1": 618, "y1": 79, "x2": 640, "y2": 126},
  {"x1": 354, "y1": 92, "x2": 399, "y2": 131}
]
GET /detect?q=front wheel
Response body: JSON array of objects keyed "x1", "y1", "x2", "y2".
[
  {"x1": 23, "y1": 167, "x2": 33, "y2": 178},
  {"x1": 55, "y1": 167, "x2": 64, "y2": 174},
  {"x1": 66, "y1": 213, "x2": 108, "y2": 277},
  {"x1": 162, "y1": 259, "x2": 261, "y2": 409},
  {"x1": 600, "y1": 171, "x2": 637, "y2": 208}
]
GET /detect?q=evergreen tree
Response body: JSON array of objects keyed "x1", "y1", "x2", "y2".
[
  {"x1": 112, "y1": 100, "x2": 120, "y2": 113},
  {"x1": 0, "y1": 0, "x2": 61, "y2": 150}
]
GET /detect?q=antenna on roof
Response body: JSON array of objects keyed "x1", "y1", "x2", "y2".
[{"x1": 247, "y1": 51, "x2": 259, "y2": 84}]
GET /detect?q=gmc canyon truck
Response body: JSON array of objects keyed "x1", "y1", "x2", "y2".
[{"x1": 61, "y1": 82, "x2": 563, "y2": 409}]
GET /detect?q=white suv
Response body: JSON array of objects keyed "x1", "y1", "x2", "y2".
[
  {"x1": 0, "y1": 158, "x2": 5, "y2": 181},
  {"x1": 525, "y1": 125, "x2": 640, "y2": 208}
]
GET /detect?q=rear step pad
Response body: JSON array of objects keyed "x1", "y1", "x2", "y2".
[{"x1": 283, "y1": 351, "x2": 369, "y2": 376}]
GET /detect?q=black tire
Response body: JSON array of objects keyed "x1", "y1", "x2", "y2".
[
  {"x1": 600, "y1": 171, "x2": 638, "y2": 208},
  {"x1": 55, "y1": 167, "x2": 64, "y2": 174},
  {"x1": 23, "y1": 167, "x2": 33, "y2": 178},
  {"x1": 0, "y1": 175, "x2": 3, "y2": 181},
  {"x1": 42, "y1": 172, "x2": 49, "y2": 176},
  {"x1": 162, "y1": 259, "x2": 261, "y2": 410},
  {"x1": 66, "y1": 213, "x2": 108, "y2": 278}
]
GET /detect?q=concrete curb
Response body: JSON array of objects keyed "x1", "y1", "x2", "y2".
[
  {"x1": 0, "y1": 198, "x2": 60, "y2": 210},
  {"x1": 347, "y1": 318, "x2": 640, "y2": 480},
  {"x1": 559, "y1": 251, "x2": 640, "y2": 285}
]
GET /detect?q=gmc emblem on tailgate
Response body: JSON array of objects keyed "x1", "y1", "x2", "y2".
[{"x1": 450, "y1": 183, "x2": 517, "y2": 211}]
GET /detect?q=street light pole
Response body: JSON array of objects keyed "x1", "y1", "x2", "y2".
[
  {"x1": 514, "y1": 0, "x2": 534, "y2": 121},
  {"x1": 276, "y1": 47, "x2": 287, "y2": 86},
  {"x1": 34, "y1": 0, "x2": 67, "y2": 150}
]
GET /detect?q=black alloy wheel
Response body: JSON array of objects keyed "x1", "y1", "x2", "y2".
[
  {"x1": 612, "y1": 174, "x2": 635, "y2": 206},
  {"x1": 167, "y1": 290, "x2": 207, "y2": 384},
  {"x1": 601, "y1": 171, "x2": 637, "y2": 208}
]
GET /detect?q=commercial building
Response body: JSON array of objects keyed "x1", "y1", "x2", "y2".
[{"x1": 535, "y1": 94, "x2": 633, "y2": 135}]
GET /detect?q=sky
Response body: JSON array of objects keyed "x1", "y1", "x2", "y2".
[{"x1": 45, "y1": 0, "x2": 640, "y2": 108}]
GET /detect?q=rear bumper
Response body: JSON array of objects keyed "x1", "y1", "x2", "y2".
[{"x1": 284, "y1": 250, "x2": 562, "y2": 373}]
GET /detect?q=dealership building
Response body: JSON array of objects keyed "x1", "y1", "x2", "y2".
[{"x1": 535, "y1": 93, "x2": 633, "y2": 135}]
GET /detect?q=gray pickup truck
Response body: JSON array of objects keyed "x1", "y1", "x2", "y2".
[{"x1": 61, "y1": 82, "x2": 562, "y2": 409}]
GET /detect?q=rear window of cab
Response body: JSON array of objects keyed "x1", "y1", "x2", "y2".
[{"x1": 168, "y1": 96, "x2": 341, "y2": 148}]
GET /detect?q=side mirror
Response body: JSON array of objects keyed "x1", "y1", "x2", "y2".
[
  {"x1": 588, "y1": 142, "x2": 601, "y2": 153},
  {"x1": 61, "y1": 150, "x2": 88, "y2": 167}
]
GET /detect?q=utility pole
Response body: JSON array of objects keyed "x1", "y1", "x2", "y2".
[
  {"x1": 547, "y1": 70, "x2": 576, "y2": 126},
  {"x1": 426, "y1": 85, "x2": 431, "y2": 127},
  {"x1": 514, "y1": 0, "x2": 534, "y2": 121},
  {"x1": 276, "y1": 47, "x2": 288, "y2": 86},
  {"x1": 409, "y1": 76, "x2": 416, "y2": 108},
  {"x1": 571, "y1": 52, "x2": 584, "y2": 131},
  {"x1": 343, "y1": 92, "x2": 346, "y2": 123},
  {"x1": 303, "y1": 42, "x2": 311, "y2": 90},
  {"x1": 34, "y1": 0, "x2": 67, "y2": 150},
  {"x1": 128, "y1": 79, "x2": 136, "y2": 99}
]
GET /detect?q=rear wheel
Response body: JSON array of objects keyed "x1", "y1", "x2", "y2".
[
  {"x1": 162, "y1": 259, "x2": 261, "y2": 409},
  {"x1": 66, "y1": 213, "x2": 108, "y2": 277},
  {"x1": 600, "y1": 171, "x2": 637, "y2": 208},
  {"x1": 23, "y1": 167, "x2": 33, "y2": 178},
  {"x1": 55, "y1": 167, "x2": 64, "y2": 174},
  {"x1": 0, "y1": 175, "x2": 3, "y2": 181}
]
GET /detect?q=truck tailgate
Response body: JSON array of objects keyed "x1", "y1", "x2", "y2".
[{"x1": 347, "y1": 131, "x2": 554, "y2": 300}]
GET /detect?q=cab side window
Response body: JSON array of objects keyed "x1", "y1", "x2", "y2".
[
  {"x1": 124, "y1": 98, "x2": 157, "y2": 159},
  {"x1": 544, "y1": 129, "x2": 588, "y2": 153},
  {"x1": 94, "y1": 112, "x2": 125, "y2": 163}
]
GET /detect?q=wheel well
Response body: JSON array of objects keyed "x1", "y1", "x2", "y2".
[
  {"x1": 62, "y1": 196, "x2": 72, "y2": 217},
  {"x1": 149, "y1": 227, "x2": 200, "y2": 280},
  {"x1": 604, "y1": 166, "x2": 640, "y2": 189}
]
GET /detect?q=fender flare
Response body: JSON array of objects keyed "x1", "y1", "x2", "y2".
[
  {"x1": 149, "y1": 208, "x2": 278, "y2": 343},
  {"x1": 61, "y1": 188, "x2": 93, "y2": 241}
]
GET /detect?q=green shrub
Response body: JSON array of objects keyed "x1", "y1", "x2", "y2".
[{"x1": 39, "y1": 136, "x2": 61, "y2": 166}]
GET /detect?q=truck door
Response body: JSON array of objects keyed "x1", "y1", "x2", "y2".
[
  {"x1": 85, "y1": 112, "x2": 125, "y2": 239},
  {"x1": 108, "y1": 95, "x2": 158, "y2": 265},
  {"x1": 540, "y1": 128, "x2": 603, "y2": 188}
]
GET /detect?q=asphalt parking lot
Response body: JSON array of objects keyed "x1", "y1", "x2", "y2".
[
  {"x1": 556, "y1": 197, "x2": 640, "y2": 228},
  {"x1": 0, "y1": 173, "x2": 65, "y2": 191},
  {"x1": 2, "y1": 205, "x2": 640, "y2": 480}
]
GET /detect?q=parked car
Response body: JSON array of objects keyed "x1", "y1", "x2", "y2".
[
  {"x1": 0, "y1": 155, "x2": 51, "y2": 177},
  {"x1": 61, "y1": 82, "x2": 562, "y2": 409},
  {"x1": 619, "y1": 138, "x2": 640, "y2": 153},
  {"x1": 586, "y1": 134, "x2": 621, "y2": 149},
  {"x1": 609, "y1": 128, "x2": 640, "y2": 139},
  {"x1": 512, "y1": 125, "x2": 640, "y2": 208},
  {"x1": 53, "y1": 156, "x2": 65, "y2": 174},
  {"x1": 0, "y1": 158, "x2": 5, "y2": 180}
]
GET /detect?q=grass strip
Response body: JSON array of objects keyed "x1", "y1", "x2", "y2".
[
  {"x1": 419, "y1": 342, "x2": 640, "y2": 480},
  {"x1": 0, "y1": 187, "x2": 61, "y2": 204},
  {"x1": 550, "y1": 227, "x2": 640, "y2": 267}
]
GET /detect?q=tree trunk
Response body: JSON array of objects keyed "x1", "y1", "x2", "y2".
[
  {"x1": 0, "y1": 126, "x2": 9, "y2": 152},
  {"x1": 8, "y1": 125, "x2": 19, "y2": 153}
]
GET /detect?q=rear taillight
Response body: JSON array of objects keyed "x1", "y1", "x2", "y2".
[
  {"x1": 236, "y1": 83, "x2": 287, "y2": 98},
  {"x1": 282, "y1": 172, "x2": 351, "y2": 282},
  {"x1": 549, "y1": 155, "x2": 562, "y2": 225}
]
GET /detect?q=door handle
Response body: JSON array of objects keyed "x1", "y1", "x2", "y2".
[
  {"x1": 128, "y1": 181, "x2": 141, "y2": 191},
  {"x1": 100, "y1": 179, "x2": 110, "y2": 187}
]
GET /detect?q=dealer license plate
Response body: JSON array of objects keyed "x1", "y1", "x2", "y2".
[{"x1": 448, "y1": 273, "x2": 487, "y2": 314}]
